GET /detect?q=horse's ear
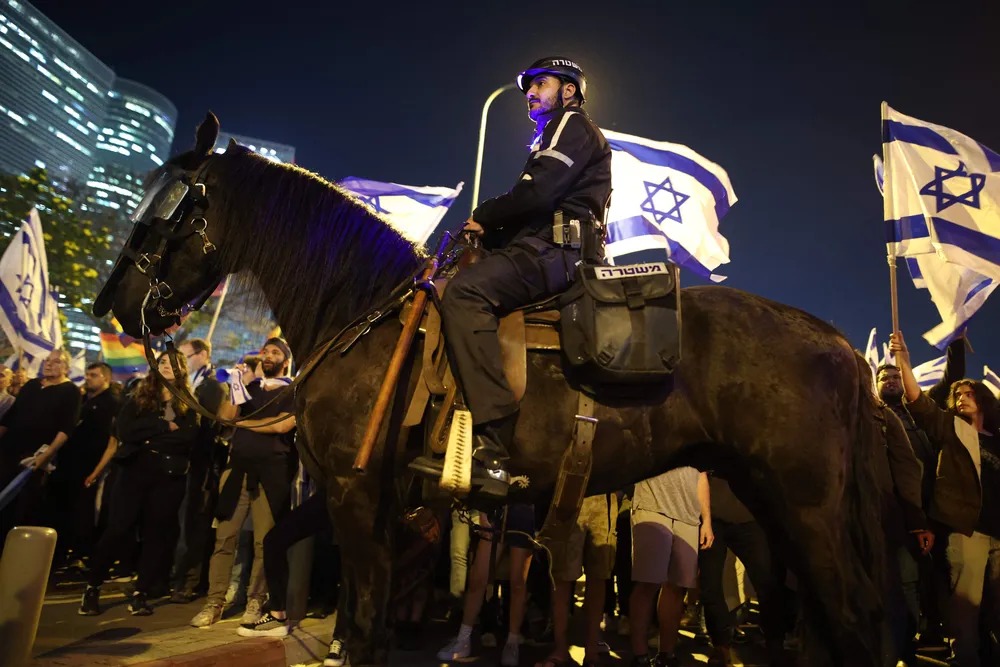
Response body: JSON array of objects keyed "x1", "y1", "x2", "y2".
[
  {"x1": 227, "y1": 138, "x2": 240, "y2": 151},
  {"x1": 194, "y1": 111, "x2": 220, "y2": 157}
]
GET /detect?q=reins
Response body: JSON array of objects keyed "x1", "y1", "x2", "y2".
[{"x1": 142, "y1": 263, "x2": 423, "y2": 430}]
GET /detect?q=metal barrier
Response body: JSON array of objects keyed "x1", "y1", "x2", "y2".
[{"x1": 0, "y1": 526, "x2": 57, "y2": 667}]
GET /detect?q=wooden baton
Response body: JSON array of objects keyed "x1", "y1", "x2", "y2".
[{"x1": 353, "y1": 259, "x2": 437, "y2": 472}]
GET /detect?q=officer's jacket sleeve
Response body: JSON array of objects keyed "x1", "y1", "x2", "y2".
[{"x1": 473, "y1": 110, "x2": 596, "y2": 231}]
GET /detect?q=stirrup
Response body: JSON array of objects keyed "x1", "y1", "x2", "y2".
[{"x1": 439, "y1": 409, "x2": 474, "y2": 496}]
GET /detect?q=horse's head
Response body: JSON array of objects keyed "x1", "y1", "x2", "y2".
[{"x1": 94, "y1": 112, "x2": 230, "y2": 337}]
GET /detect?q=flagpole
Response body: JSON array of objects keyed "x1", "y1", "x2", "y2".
[
  {"x1": 471, "y1": 83, "x2": 517, "y2": 215},
  {"x1": 881, "y1": 101, "x2": 901, "y2": 334},
  {"x1": 205, "y1": 277, "x2": 230, "y2": 346}
]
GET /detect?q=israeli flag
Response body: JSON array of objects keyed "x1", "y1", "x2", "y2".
[
  {"x1": 879, "y1": 104, "x2": 1000, "y2": 348},
  {"x1": 912, "y1": 354, "x2": 947, "y2": 389},
  {"x1": 0, "y1": 209, "x2": 62, "y2": 376},
  {"x1": 984, "y1": 365, "x2": 1000, "y2": 398},
  {"x1": 882, "y1": 343, "x2": 896, "y2": 367},
  {"x1": 865, "y1": 327, "x2": 880, "y2": 387},
  {"x1": 70, "y1": 348, "x2": 86, "y2": 385},
  {"x1": 600, "y1": 129, "x2": 737, "y2": 281},
  {"x1": 882, "y1": 103, "x2": 1000, "y2": 279},
  {"x1": 338, "y1": 177, "x2": 463, "y2": 246}
]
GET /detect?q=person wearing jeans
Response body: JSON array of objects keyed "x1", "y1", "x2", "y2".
[
  {"x1": 698, "y1": 477, "x2": 785, "y2": 666},
  {"x1": 190, "y1": 339, "x2": 297, "y2": 629}
]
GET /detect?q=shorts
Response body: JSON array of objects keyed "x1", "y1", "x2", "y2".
[
  {"x1": 631, "y1": 508, "x2": 699, "y2": 588},
  {"x1": 550, "y1": 494, "x2": 618, "y2": 582},
  {"x1": 482, "y1": 503, "x2": 534, "y2": 551}
]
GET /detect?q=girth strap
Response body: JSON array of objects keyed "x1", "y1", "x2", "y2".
[{"x1": 536, "y1": 391, "x2": 597, "y2": 552}]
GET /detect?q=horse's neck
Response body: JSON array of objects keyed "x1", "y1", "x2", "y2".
[{"x1": 265, "y1": 289, "x2": 337, "y2": 360}]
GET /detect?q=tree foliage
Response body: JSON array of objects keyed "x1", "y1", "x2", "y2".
[{"x1": 0, "y1": 167, "x2": 122, "y2": 326}]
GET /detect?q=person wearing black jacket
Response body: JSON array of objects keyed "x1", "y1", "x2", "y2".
[
  {"x1": 410, "y1": 57, "x2": 612, "y2": 497},
  {"x1": 0, "y1": 348, "x2": 81, "y2": 549},
  {"x1": 875, "y1": 336, "x2": 965, "y2": 651},
  {"x1": 171, "y1": 338, "x2": 227, "y2": 601},
  {"x1": 79, "y1": 351, "x2": 198, "y2": 617},
  {"x1": 46, "y1": 362, "x2": 120, "y2": 566}
]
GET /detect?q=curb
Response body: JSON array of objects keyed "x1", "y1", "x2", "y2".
[{"x1": 133, "y1": 637, "x2": 285, "y2": 666}]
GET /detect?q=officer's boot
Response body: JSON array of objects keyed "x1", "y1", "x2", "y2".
[{"x1": 469, "y1": 412, "x2": 517, "y2": 499}]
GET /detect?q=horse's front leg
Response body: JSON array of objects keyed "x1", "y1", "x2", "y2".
[{"x1": 327, "y1": 480, "x2": 393, "y2": 667}]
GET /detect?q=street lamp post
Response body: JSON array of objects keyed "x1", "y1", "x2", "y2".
[{"x1": 470, "y1": 83, "x2": 517, "y2": 215}]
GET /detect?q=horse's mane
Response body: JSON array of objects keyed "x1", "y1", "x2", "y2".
[{"x1": 198, "y1": 147, "x2": 426, "y2": 340}]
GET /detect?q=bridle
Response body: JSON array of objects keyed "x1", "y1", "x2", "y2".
[
  {"x1": 96, "y1": 157, "x2": 471, "y2": 433},
  {"x1": 130, "y1": 164, "x2": 220, "y2": 328}
]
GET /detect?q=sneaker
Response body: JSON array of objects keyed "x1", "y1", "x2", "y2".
[
  {"x1": 481, "y1": 631, "x2": 498, "y2": 648},
  {"x1": 501, "y1": 640, "x2": 520, "y2": 666},
  {"x1": 241, "y1": 597, "x2": 263, "y2": 624},
  {"x1": 437, "y1": 634, "x2": 473, "y2": 661},
  {"x1": 78, "y1": 586, "x2": 101, "y2": 616},
  {"x1": 237, "y1": 611, "x2": 289, "y2": 638},
  {"x1": 652, "y1": 652, "x2": 679, "y2": 667},
  {"x1": 324, "y1": 638, "x2": 348, "y2": 667},
  {"x1": 190, "y1": 604, "x2": 223, "y2": 628},
  {"x1": 617, "y1": 614, "x2": 631, "y2": 636},
  {"x1": 128, "y1": 591, "x2": 153, "y2": 616}
]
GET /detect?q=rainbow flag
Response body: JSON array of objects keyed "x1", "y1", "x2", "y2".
[{"x1": 100, "y1": 332, "x2": 148, "y2": 381}]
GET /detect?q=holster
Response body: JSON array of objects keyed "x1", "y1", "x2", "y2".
[{"x1": 553, "y1": 211, "x2": 604, "y2": 264}]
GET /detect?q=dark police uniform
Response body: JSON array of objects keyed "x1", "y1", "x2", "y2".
[{"x1": 441, "y1": 105, "x2": 612, "y2": 426}]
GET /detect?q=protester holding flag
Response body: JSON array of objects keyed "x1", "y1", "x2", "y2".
[
  {"x1": 0, "y1": 347, "x2": 81, "y2": 550},
  {"x1": 80, "y1": 350, "x2": 198, "y2": 617},
  {"x1": 889, "y1": 331, "x2": 1000, "y2": 667}
]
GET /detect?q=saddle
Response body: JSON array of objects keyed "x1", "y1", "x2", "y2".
[
  {"x1": 396, "y1": 283, "x2": 597, "y2": 548},
  {"x1": 400, "y1": 257, "x2": 680, "y2": 545}
]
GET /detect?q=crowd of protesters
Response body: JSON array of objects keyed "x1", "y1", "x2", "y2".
[{"x1": 0, "y1": 328, "x2": 997, "y2": 667}]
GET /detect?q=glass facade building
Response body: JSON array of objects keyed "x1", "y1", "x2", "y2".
[
  {"x1": 0, "y1": 0, "x2": 113, "y2": 183},
  {"x1": 87, "y1": 78, "x2": 177, "y2": 213}
]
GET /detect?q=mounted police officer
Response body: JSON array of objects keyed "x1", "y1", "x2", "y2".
[{"x1": 412, "y1": 57, "x2": 612, "y2": 498}]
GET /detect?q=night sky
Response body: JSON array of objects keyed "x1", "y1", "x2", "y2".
[{"x1": 33, "y1": 0, "x2": 1000, "y2": 370}]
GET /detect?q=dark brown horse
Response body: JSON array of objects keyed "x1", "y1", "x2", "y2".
[{"x1": 95, "y1": 113, "x2": 889, "y2": 666}]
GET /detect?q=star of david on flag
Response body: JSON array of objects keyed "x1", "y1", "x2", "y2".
[
  {"x1": 601, "y1": 129, "x2": 737, "y2": 281},
  {"x1": 338, "y1": 177, "x2": 464, "y2": 246},
  {"x1": 641, "y1": 177, "x2": 690, "y2": 224},
  {"x1": 878, "y1": 103, "x2": 1000, "y2": 348},
  {"x1": 0, "y1": 209, "x2": 62, "y2": 376}
]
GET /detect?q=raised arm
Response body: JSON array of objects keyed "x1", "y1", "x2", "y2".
[
  {"x1": 928, "y1": 336, "x2": 966, "y2": 408},
  {"x1": 889, "y1": 332, "x2": 922, "y2": 403}
]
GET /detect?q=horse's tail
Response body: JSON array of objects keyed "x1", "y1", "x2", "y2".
[{"x1": 844, "y1": 353, "x2": 887, "y2": 662}]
